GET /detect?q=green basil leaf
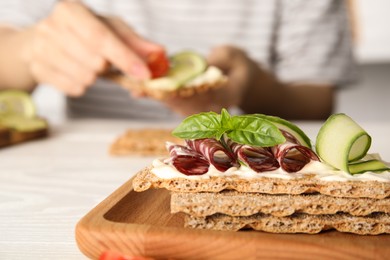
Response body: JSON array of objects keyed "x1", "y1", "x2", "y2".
[
  {"x1": 215, "y1": 129, "x2": 226, "y2": 140},
  {"x1": 216, "y1": 108, "x2": 232, "y2": 140},
  {"x1": 251, "y1": 113, "x2": 312, "y2": 148},
  {"x1": 172, "y1": 111, "x2": 221, "y2": 139},
  {"x1": 349, "y1": 159, "x2": 390, "y2": 174},
  {"x1": 227, "y1": 115, "x2": 286, "y2": 147},
  {"x1": 220, "y1": 108, "x2": 231, "y2": 128}
]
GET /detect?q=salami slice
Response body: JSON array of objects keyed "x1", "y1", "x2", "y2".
[
  {"x1": 171, "y1": 155, "x2": 210, "y2": 175},
  {"x1": 186, "y1": 139, "x2": 238, "y2": 172},
  {"x1": 166, "y1": 142, "x2": 198, "y2": 158},
  {"x1": 228, "y1": 141, "x2": 279, "y2": 172},
  {"x1": 273, "y1": 143, "x2": 320, "y2": 173},
  {"x1": 165, "y1": 142, "x2": 209, "y2": 175},
  {"x1": 280, "y1": 129, "x2": 300, "y2": 145}
]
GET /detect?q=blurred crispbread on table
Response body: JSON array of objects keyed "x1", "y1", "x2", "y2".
[
  {"x1": 0, "y1": 125, "x2": 10, "y2": 147},
  {"x1": 110, "y1": 128, "x2": 183, "y2": 156},
  {"x1": 0, "y1": 90, "x2": 49, "y2": 148},
  {"x1": 9, "y1": 124, "x2": 49, "y2": 145},
  {"x1": 0, "y1": 119, "x2": 49, "y2": 148}
]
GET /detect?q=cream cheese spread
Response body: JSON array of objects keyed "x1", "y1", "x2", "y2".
[
  {"x1": 184, "y1": 66, "x2": 225, "y2": 87},
  {"x1": 144, "y1": 65, "x2": 225, "y2": 90},
  {"x1": 151, "y1": 157, "x2": 390, "y2": 182}
]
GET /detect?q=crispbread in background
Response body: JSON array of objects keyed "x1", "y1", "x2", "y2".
[
  {"x1": 132, "y1": 167, "x2": 390, "y2": 199},
  {"x1": 185, "y1": 212, "x2": 390, "y2": 235},
  {"x1": 10, "y1": 128, "x2": 48, "y2": 144},
  {"x1": 104, "y1": 71, "x2": 227, "y2": 100},
  {"x1": 110, "y1": 128, "x2": 183, "y2": 156},
  {"x1": 0, "y1": 121, "x2": 48, "y2": 148},
  {"x1": 0, "y1": 126, "x2": 10, "y2": 147},
  {"x1": 171, "y1": 191, "x2": 390, "y2": 217}
]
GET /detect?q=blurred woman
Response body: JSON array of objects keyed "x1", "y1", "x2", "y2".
[{"x1": 0, "y1": 0, "x2": 356, "y2": 120}]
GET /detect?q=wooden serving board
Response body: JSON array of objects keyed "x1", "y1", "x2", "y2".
[{"x1": 76, "y1": 178, "x2": 390, "y2": 260}]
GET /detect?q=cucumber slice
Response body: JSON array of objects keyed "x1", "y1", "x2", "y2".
[
  {"x1": 0, "y1": 90, "x2": 36, "y2": 118},
  {"x1": 145, "y1": 51, "x2": 207, "y2": 90},
  {"x1": 349, "y1": 160, "x2": 390, "y2": 174},
  {"x1": 144, "y1": 77, "x2": 180, "y2": 91},
  {"x1": 0, "y1": 114, "x2": 47, "y2": 132},
  {"x1": 252, "y1": 114, "x2": 312, "y2": 147},
  {"x1": 168, "y1": 51, "x2": 207, "y2": 84},
  {"x1": 316, "y1": 113, "x2": 372, "y2": 172}
]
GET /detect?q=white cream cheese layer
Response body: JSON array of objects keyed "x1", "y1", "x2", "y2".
[
  {"x1": 144, "y1": 66, "x2": 225, "y2": 91},
  {"x1": 184, "y1": 66, "x2": 225, "y2": 87},
  {"x1": 151, "y1": 158, "x2": 390, "y2": 182}
]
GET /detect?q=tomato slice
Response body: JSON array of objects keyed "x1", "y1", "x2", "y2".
[{"x1": 147, "y1": 51, "x2": 170, "y2": 78}]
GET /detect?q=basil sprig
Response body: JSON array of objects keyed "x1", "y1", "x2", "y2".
[{"x1": 172, "y1": 109, "x2": 286, "y2": 147}]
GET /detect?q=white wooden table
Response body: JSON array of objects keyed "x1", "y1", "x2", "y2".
[{"x1": 0, "y1": 119, "x2": 389, "y2": 259}]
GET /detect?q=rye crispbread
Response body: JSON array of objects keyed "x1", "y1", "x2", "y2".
[
  {"x1": 110, "y1": 129, "x2": 183, "y2": 156},
  {"x1": 171, "y1": 191, "x2": 390, "y2": 217},
  {"x1": 0, "y1": 120, "x2": 48, "y2": 148},
  {"x1": 10, "y1": 127, "x2": 48, "y2": 144},
  {"x1": 184, "y1": 212, "x2": 390, "y2": 235},
  {"x1": 103, "y1": 71, "x2": 227, "y2": 100},
  {"x1": 132, "y1": 167, "x2": 390, "y2": 199},
  {"x1": 0, "y1": 126, "x2": 10, "y2": 147}
]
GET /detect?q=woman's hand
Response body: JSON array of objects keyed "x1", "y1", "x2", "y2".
[
  {"x1": 161, "y1": 45, "x2": 258, "y2": 116},
  {"x1": 26, "y1": 0, "x2": 165, "y2": 96}
]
